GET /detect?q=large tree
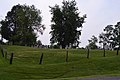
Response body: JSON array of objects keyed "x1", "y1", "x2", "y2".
[
  {"x1": 0, "y1": 4, "x2": 45, "y2": 46},
  {"x1": 50, "y1": 0, "x2": 86, "y2": 48}
]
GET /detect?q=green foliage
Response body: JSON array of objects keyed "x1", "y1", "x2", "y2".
[
  {"x1": 114, "y1": 22, "x2": 120, "y2": 48},
  {"x1": 99, "y1": 22, "x2": 120, "y2": 50},
  {"x1": 50, "y1": 0, "x2": 86, "y2": 48},
  {"x1": 0, "y1": 4, "x2": 45, "y2": 46},
  {"x1": 88, "y1": 35, "x2": 98, "y2": 49},
  {"x1": 35, "y1": 40, "x2": 42, "y2": 48},
  {"x1": 101, "y1": 25, "x2": 114, "y2": 49},
  {"x1": 0, "y1": 20, "x2": 11, "y2": 41}
]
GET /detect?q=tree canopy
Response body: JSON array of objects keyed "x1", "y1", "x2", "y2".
[
  {"x1": 99, "y1": 22, "x2": 120, "y2": 50},
  {"x1": 0, "y1": 4, "x2": 45, "y2": 46},
  {"x1": 50, "y1": 0, "x2": 86, "y2": 48},
  {"x1": 88, "y1": 35, "x2": 98, "y2": 49},
  {"x1": 99, "y1": 25, "x2": 114, "y2": 49}
]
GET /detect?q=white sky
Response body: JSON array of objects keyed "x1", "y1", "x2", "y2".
[{"x1": 0, "y1": 0, "x2": 120, "y2": 47}]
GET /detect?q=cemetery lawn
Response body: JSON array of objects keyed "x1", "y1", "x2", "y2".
[{"x1": 0, "y1": 45, "x2": 120, "y2": 80}]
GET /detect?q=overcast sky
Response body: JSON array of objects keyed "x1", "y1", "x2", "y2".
[{"x1": 1, "y1": 0, "x2": 120, "y2": 47}]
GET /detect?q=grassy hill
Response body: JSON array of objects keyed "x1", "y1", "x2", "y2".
[{"x1": 0, "y1": 45, "x2": 120, "y2": 80}]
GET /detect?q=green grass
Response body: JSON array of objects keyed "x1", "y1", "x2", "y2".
[{"x1": 0, "y1": 45, "x2": 120, "y2": 80}]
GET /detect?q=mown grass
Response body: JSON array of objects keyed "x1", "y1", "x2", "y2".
[{"x1": 0, "y1": 45, "x2": 120, "y2": 80}]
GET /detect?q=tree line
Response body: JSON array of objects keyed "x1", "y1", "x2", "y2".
[
  {"x1": 0, "y1": 0, "x2": 86, "y2": 48},
  {"x1": 87, "y1": 22, "x2": 120, "y2": 53},
  {"x1": 0, "y1": 0, "x2": 120, "y2": 50}
]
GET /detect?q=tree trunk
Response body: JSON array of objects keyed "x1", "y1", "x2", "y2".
[
  {"x1": 12, "y1": 40, "x2": 15, "y2": 45},
  {"x1": 117, "y1": 48, "x2": 119, "y2": 55},
  {"x1": 66, "y1": 50, "x2": 68, "y2": 62},
  {"x1": 103, "y1": 47, "x2": 105, "y2": 57},
  {"x1": 87, "y1": 48, "x2": 89, "y2": 59},
  {"x1": 62, "y1": 44, "x2": 66, "y2": 49},
  {"x1": 103, "y1": 44, "x2": 106, "y2": 57},
  {"x1": 10, "y1": 53, "x2": 14, "y2": 64}
]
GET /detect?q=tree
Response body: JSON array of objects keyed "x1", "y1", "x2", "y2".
[
  {"x1": 99, "y1": 33, "x2": 107, "y2": 49},
  {"x1": 36, "y1": 40, "x2": 42, "y2": 48},
  {"x1": 99, "y1": 22, "x2": 120, "y2": 55},
  {"x1": 99, "y1": 25, "x2": 114, "y2": 49},
  {"x1": 0, "y1": 20, "x2": 11, "y2": 42},
  {"x1": 103, "y1": 25, "x2": 114, "y2": 49},
  {"x1": 88, "y1": 35, "x2": 98, "y2": 49},
  {"x1": 0, "y1": 4, "x2": 45, "y2": 46},
  {"x1": 50, "y1": 0, "x2": 86, "y2": 48},
  {"x1": 99, "y1": 33, "x2": 108, "y2": 57},
  {"x1": 113, "y1": 22, "x2": 120, "y2": 55}
]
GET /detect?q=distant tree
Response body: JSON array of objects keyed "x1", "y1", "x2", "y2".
[
  {"x1": 99, "y1": 25, "x2": 114, "y2": 49},
  {"x1": 99, "y1": 22, "x2": 120, "y2": 55},
  {"x1": 99, "y1": 33, "x2": 108, "y2": 56},
  {"x1": 36, "y1": 40, "x2": 42, "y2": 48},
  {"x1": 113, "y1": 22, "x2": 120, "y2": 55},
  {"x1": 99, "y1": 33, "x2": 107, "y2": 49},
  {"x1": 103, "y1": 25, "x2": 114, "y2": 49},
  {"x1": 88, "y1": 35, "x2": 98, "y2": 49},
  {"x1": 50, "y1": 0, "x2": 86, "y2": 48},
  {"x1": 0, "y1": 4, "x2": 45, "y2": 46}
]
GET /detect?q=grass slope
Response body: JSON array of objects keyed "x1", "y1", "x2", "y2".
[{"x1": 0, "y1": 45, "x2": 120, "y2": 80}]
